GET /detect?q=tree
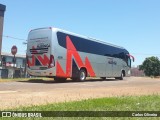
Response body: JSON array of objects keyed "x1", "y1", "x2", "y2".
[{"x1": 139, "y1": 56, "x2": 160, "y2": 76}]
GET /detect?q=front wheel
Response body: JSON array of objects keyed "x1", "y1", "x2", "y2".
[{"x1": 119, "y1": 72, "x2": 124, "y2": 80}]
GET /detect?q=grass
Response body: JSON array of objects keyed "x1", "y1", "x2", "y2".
[
  {"x1": 2, "y1": 95, "x2": 160, "y2": 120},
  {"x1": 0, "y1": 78, "x2": 29, "y2": 82},
  {"x1": 16, "y1": 94, "x2": 160, "y2": 111}
]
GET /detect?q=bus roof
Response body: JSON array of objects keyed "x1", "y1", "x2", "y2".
[
  {"x1": 29, "y1": 27, "x2": 126, "y2": 50},
  {"x1": 53, "y1": 28, "x2": 125, "y2": 50}
]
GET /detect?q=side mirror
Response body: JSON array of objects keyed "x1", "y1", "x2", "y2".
[{"x1": 127, "y1": 54, "x2": 135, "y2": 62}]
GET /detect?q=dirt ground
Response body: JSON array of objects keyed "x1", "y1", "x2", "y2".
[{"x1": 0, "y1": 77, "x2": 160, "y2": 110}]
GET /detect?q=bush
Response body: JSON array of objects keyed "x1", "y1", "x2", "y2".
[{"x1": 139, "y1": 56, "x2": 160, "y2": 77}]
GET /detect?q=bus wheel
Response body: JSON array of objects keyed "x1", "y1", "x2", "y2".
[
  {"x1": 78, "y1": 69, "x2": 86, "y2": 81},
  {"x1": 54, "y1": 77, "x2": 67, "y2": 83},
  {"x1": 119, "y1": 72, "x2": 124, "y2": 80}
]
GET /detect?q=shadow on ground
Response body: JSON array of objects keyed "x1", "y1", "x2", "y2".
[{"x1": 18, "y1": 78, "x2": 121, "y2": 84}]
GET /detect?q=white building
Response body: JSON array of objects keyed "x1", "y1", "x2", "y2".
[
  {"x1": 1, "y1": 52, "x2": 25, "y2": 68},
  {"x1": 0, "y1": 52, "x2": 26, "y2": 78}
]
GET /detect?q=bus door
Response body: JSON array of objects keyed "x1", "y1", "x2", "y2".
[
  {"x1": 106, "y1": 57, "x2": 113, "y2": 77},
  {"x1": 112, "y1": 58, "x2": 120, "y2": 77}
]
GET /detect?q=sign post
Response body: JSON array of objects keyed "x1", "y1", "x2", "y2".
[
  {"x1": 0, "y1": 4, "x2": 6, "y2": 68},
  {"x1": 11, "y1": 45, "x2": 17, "y2": 66},
  {"x1": 11, "y1": 45, "x2": 17, "y2": 78}
]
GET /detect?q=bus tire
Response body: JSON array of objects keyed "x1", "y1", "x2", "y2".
[
  {"x1": 119, "y1": 71, "x2": 124, "y2": 80},
  {"x1": 54, "y1": 77, "x2": 67, "y2": 83},
  {"x1": 78, "y1": 69, "x2": 86, "y2": 82}
]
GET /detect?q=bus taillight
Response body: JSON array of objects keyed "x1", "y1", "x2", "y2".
[{"x1": 48, "y1": 55, "x2": 55, "y2": 68}]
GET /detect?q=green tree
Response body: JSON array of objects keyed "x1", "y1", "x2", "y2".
[{"x1": 139, "y1": 56, "x2": 160, "y2": 76}]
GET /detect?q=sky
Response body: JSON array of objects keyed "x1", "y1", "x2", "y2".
[{"x1": 0, "y1": 0, "x2": 160, "y2": 67}]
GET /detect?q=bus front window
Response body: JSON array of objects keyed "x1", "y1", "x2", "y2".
[{"x1": 127, "y1": 58, "x2": 131, "y2": 67}]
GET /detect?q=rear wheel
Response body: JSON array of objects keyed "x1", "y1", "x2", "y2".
[
  {"x1": 78, "y1": 69, "x2": 86, "y2": 82},
  {"x1": 54, "y1": 77, "x2": 67, "y2": 83}
]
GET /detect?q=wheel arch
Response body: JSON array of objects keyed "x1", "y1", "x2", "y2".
[{"x1": 121, "y1": 69, "x2": 126, "y2": 77}]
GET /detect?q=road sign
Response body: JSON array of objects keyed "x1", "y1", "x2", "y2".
[{"x1": 11, "y1": 45, "x2": 17, "y2": 55}]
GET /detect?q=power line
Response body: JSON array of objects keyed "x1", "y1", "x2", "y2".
[
  {"x1": 3, "y1": 35, "x2": 27, "y2": 41},
  {"x1": 1, "y1": 35, "x2": 160, "y2": 56}
]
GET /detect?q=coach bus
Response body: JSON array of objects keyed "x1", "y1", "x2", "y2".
[{"x1": 26, "y1": 27, "x2": 134, "y2": 82}]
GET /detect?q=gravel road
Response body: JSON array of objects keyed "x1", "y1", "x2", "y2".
[{"x1": 0, "y1": 77, "x2": 160, "y2": 110}]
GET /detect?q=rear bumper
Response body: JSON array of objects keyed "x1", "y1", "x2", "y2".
[{"x1": 27, "y1": 67, "x2": 55, "y2": 77}]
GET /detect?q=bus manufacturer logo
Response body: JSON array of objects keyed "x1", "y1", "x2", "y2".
[{"x1": 37, "y1": 43, "x2": 50, "y2": 48}]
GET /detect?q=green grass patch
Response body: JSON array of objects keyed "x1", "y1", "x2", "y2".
[
  {"x1": 15, "y1": 95, "x2": 160, "y2": 111},
  {"x1": 2, "y1": 95, "x2": 159, "y2": 120},
  {"x1": 0, "y1": 78, "x2": 29, "y2": 82}
]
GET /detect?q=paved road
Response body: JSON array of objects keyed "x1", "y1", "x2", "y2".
[{"x1": 0, "y1": 77, "x2": 160, "y2": 110}]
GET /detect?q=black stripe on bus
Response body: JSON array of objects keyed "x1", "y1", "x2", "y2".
[{"x1": 57, "y1": 32, "x2": 129, "y2": 61}]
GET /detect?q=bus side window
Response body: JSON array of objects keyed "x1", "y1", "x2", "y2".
[{"x1": 119, "y1": 52, "x2": 125, "y2": 60}]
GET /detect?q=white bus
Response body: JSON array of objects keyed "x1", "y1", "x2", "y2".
[{"x1": 26, "y1": 27, "x2": 134, "y2": 82}]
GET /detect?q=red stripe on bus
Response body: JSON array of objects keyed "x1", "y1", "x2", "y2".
[
  {"x1": 37, "y1": 54, "x2": 50, "y2": 66},
  {"x1": 28, "y1": 55, "x2": 35, "y2": 66},
  {"x1": 56, "y1": 36, "x2": 95, "y2": 77},
  {"x1": 28, "y1": 46, "x2": 50, "y2": 67},
  {"x1": 85, "y1": 57, "x2": 95, "y2": 76}
]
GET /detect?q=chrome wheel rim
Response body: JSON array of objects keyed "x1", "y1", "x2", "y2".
[
  {"x1": 80, "y1": 71, "x2": 85, "y2": 81},
  {"x1": 122, "y1": 73, "x2": 123, "y2": 78}
]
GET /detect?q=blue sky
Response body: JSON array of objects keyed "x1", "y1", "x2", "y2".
[{"x1": 1, "y1": 0, "x2": 160, "y2": 66}]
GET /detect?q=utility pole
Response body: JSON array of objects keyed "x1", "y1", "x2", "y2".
[{"x1": 0, "y1": 4, "x2": 6, "y2": 67}]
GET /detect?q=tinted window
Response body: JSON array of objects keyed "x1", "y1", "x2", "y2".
[
  {"x1": 128, "y1": 58, "x2": 131, "y2": 67},
  {"x1": 57, "y1": 32, "x2": 129, "y2": 61}
]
